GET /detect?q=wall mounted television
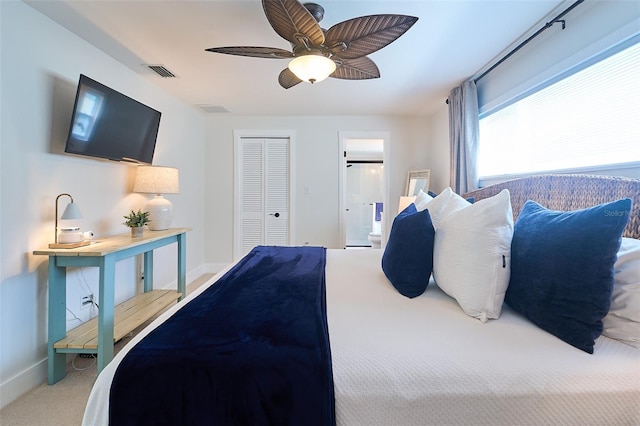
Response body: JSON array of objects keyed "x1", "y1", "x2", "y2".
[{"x1": 64, "y1": 74, "x2": 161, "y2": 164}]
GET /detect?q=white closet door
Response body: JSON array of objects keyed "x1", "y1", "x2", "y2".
[
  {"x1": 264, "y1": 139, "x2": 289, "y2": 245},
  {"x1": 239, "y1": 139, "x2": 265, "y2": 256},
  {"x1": 235, "y1": 136, "x2": 291, "y2": 259}
]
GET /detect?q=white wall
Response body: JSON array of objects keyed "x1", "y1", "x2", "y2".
[
  {"x1": 0, "y1": 1, "x2": 207, "y2": 406},
  {"x1": 204, "y1": 115, "x2": 431, "y2": 264},
  {"x1": 426, "y1": 105, "x2": 451, "y2": 192}
]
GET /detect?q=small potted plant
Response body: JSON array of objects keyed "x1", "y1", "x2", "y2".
[{"x1": 123, "y1": 209, "x2": 150, "y2": 237}]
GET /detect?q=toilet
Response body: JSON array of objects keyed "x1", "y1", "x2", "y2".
[
  {"x1": 368, "y1": 232, "x2": 381, "y2": 249},
  {"x1": 368, "y1": 202, "x2": 383, "y2": 249}
]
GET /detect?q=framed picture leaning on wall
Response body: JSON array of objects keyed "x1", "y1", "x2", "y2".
[{"x1": 405, "y1": 169, "x2": 431, "y2": 196}]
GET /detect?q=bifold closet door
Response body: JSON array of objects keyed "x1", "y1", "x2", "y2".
[{"x1": 234, "y1": 137, "x2": 290, "y2": 259}]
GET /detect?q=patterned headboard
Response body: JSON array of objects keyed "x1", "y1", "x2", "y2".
[{"x1": 463, "y1": 174, "x2": 640, "y2": 239}]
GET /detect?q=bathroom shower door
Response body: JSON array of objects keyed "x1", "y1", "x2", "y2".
[{"x1": 345, "y1": 162, "x2": 384, "y2": 247}]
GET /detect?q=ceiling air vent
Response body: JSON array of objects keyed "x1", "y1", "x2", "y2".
[
  {"x1": 197, "y1": 105, "x2": 230, "y2": 114},
  {"x1": 146, "y1": 65, "x2": 176, "y2": 78}
]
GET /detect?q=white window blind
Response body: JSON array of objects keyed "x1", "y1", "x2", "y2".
[{"x1": 478, "y1": 41, "x2": 640, "y2": 178}]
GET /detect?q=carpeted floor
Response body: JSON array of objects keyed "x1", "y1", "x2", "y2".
[{"x1": 0, "y1": 274, "x2": 214, "y2": 426}]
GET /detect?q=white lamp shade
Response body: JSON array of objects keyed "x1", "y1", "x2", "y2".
[
  {"x1": 288, "y1": 54, "x2": 336, "y2": 84},
  {"x1": 61, "y1": 202, "x2": 82, "y2": 220},
  {"x1": 133, "y1": 166, "x2": 179, "y2": 231},
  {"x1": 145, "y1": 195, "x2": 173, "y2": 231},
  {"x1": 398, "y1": 196, "x2": 417, "y2": 214},
  {"x1": 133, "y1": 166, "x2": 179, "y2": 194}
]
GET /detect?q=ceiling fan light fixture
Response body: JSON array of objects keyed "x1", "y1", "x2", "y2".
[
  {"x1": 288, "y1": 54, "x2": 336, "y2": 84},
  {"x1": 206, "y1": 1, "x2": 418, "y2": 89}
]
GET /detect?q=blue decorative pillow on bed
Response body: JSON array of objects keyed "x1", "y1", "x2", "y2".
[
  {"x1": 506, "y1": 198, "x2": 632, "y2": 354},
  {"x1": 382, "y1": 204, "x2": 435, "y2": 298}
]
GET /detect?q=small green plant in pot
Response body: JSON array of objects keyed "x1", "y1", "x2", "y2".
[{"x1": 123, "y1": 209, "x2": 150, "y2": 237}]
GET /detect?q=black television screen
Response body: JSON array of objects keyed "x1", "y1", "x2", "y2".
[{"x1": 64, "y1": 74, "x2": 161, "y2": 164}]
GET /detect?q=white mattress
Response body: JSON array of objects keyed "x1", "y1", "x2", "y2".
[{"x1": 83, "y1": 248, "x2": 640, "y2": 425}]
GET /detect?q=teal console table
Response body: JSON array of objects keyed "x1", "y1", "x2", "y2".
[{"x1": 34, "y1": 227, "x2": 190, "y2": 384}]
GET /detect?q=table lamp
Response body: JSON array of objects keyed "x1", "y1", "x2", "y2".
[
  {"x1": 133, "y1": 165, "x2": 179, "y2": 231},
  {"x1": 49, "y1": 193, "x2": 89, "y2": 248},
  {"x1": 398, "y1": 196, "x2": 417, "y2": 214}
]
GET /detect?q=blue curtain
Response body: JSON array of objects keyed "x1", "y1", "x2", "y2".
[{"x1": 448, "y1": 79, "x2": 479, "y2": 194}]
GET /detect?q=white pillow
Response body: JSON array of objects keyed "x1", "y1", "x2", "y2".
[
  {"x1": 433, "y1": 189, "x2": 514, "y2": 322},
  {"x1": 602, "y1": 237, "x2": 640, "y2": 348},
  {"x1": 416, "y1": 187, "x2": 470, "y2": 229},
  {"x1": 413, "y1": 189, "x2": 432, "y2": 211}
]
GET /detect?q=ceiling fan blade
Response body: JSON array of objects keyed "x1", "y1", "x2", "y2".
[
  {"x1": 331, "y1": 57, "x2": 380, "y2": 80},
  {"x1": 278, "y1": 68, "x2": 303, "y2": 89},
  {"x1": 205, "y1": 46, "x2": 293, "y2": 59},
  {"x1": 326, "y1": 15, "x2": 418, "y2": 60},
  {"x1": 262, "y1": 0, "x2": 324, "y2": 47}
]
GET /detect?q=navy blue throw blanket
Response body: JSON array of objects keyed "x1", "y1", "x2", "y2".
[{"x1": 109, "y1": 246, "x2": 334, "y2": 426}]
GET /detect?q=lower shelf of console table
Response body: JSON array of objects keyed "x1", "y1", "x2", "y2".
[{"x1": 53, "y1": 290, "x2": 181, "y2": 352}]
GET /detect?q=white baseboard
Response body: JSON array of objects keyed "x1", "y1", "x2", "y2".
[
  {"x1": 207, "y1": 262, "x2": 231, "y2": 274},
  {"x1": 0, "y1": 358, "x2": 47, "y2": 410},
  {"x1": 155, "y1": 263, "x2": 229, "y2": 291}
]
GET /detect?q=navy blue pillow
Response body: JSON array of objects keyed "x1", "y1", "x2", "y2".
[
  {"x1": 382, "y1": 204, "x2": 435, "y2": 298},
  {"x1": 506, "y1": 198, "x2": 632, "y2": 353}
]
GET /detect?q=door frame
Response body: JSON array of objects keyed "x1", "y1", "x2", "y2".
[
  {"x1": 233, "y1": 130, "x2": 296, "y2": 260},
  {"x1": 338, "y1": 131, "x2": 390, "y2": 249}
]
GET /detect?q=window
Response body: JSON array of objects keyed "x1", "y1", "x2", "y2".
[
  {"x1": 72, "y1": 89, "x2": 104, "y2": 142},
  {"x1": 478, "y1": 42, "x2": 640, "y2": 179}
]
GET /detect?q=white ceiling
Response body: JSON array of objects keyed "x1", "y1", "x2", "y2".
[{"x1": 26, "y1": 0, "x2": 566, "y2": 117}]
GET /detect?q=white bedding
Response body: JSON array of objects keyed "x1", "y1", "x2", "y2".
[{"x1": 83, "y1": 248, "x2": 640, "y2": 425}]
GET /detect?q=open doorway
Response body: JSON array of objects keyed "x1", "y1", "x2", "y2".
[
  {"x1": 345, "y1": 161, "x2": 384, "y2": 246},
  {"x1": 338, "y1": 132, "x2": 390, "y2": 249}
]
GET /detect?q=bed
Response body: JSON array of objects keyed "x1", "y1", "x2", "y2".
[{"x1": 83, "y1": 174, "x2": 640, "y2": 425}]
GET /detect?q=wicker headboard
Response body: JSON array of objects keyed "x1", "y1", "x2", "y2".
[{"x1": 463, "y1": 174, "x2": 640, "y2": 239}]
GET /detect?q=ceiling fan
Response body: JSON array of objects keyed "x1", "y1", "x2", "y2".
[{"x1": 205, "y1": 0, "x2": 418, "y2": 89}]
